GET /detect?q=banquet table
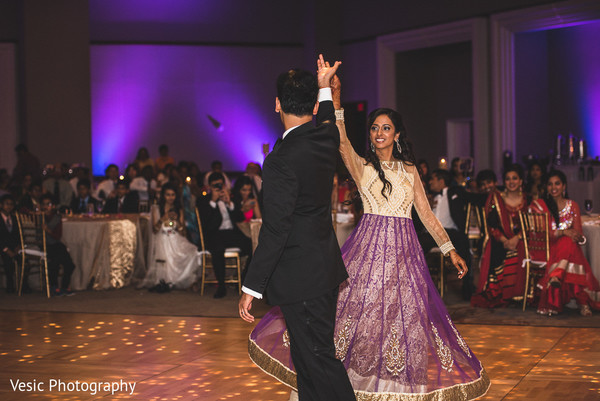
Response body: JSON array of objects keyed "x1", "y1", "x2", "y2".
[
  {"x1": 62, "y1": 214, "x2": 149, "y2": 290},
  {"x1": 581, "y1": 214, "x2": 600, "y2": 281},
  {"x1": 249, "y1": 214, "x2": 356, "y2": 253}
]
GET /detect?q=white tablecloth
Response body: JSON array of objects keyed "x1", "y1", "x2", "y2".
[
  {"x1": 582, "y1": 215, "x2": 600, "y2": 281},
  {"x1": 62, "y1": 214, "x2": 147, "y2": 290}
]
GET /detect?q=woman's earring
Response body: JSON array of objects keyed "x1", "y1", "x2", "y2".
[
  {"x1": 370, "y1": 142, "x2": 375, "y2": 153},
  {"x1": 395, "y1": 139, "x2": 402, "y2": 154}
]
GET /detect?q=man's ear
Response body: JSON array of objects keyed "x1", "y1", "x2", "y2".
[
  {"x1": 313, "y1": 102, "x2": 319, "y2": 116},
  {"x1": 275, "y1": 97, "x2": 281, "y2": 113}
]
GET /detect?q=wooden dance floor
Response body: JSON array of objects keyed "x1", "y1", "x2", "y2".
[{"x1": 1, "y1": 310, "x2": 599, "y2": 400}]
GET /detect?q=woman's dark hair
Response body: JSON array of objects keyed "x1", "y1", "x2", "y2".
[
  {"x1": 232, "y1": 176, "x2": 254, "y2": 207},
  {"x1": 543, "y1": 169, "x2": 568, "y2": 227},
  {"x1": 524, "y1": 160, "x2": 546, "y2": 195},
  {"x1": 503, "y1": 163, "x2": 524, "y2": 181},
  {"x1": 364, "y1": 108, "x2": 416, "y2": 199},
  {"x1": 159, "y1": 183, "x2": 181, "y2": 216},
  {"x1": 136, "y1": 147, "x2": 149, "y2": 160}
]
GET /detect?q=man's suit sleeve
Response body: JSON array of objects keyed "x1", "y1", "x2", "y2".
[
  {"x1": 196, "y1": 196, "x2": 223, "y2": 232},
  {"x1": 242, "y1": 154, "x2": 298, "y2": 296}
]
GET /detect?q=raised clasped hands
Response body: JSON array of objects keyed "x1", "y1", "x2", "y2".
[
  {"x1": 449, "y1": 249, "x2": 468, "y2": 279},
  {"x1": 317, "y1": 54, "x2": 341, "y2": 89}
]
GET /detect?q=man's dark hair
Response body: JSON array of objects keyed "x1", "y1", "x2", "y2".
[
  {"x1": 211, "y1": 160, "x2": 222, "y2": 169},
  {"x1": 432, "y1": 169, "x2": 452, "y2": 187},
  {"x1": 476, "y1": 169, "x2": 497, "y2": 185},
  {"x1": 159, "y1": 144, "x2": 168, "y2": 152},
  {"x1": 208, "y1": 172, "x2": 225, "y2": 185},
  {"x1": 40, "y1": 193, "x2": 54, "y2": 203},
  {"x1": 77, "y1": 178, "x2": 91, "y2": 189},
  {"x1": 105, "y1": 164, "x2": 118, "y2": 175},
  {"x1": 0, "y1": 194, "x2": 15, "y2": 204},
  {"x1": 116, "y1": 179, "x2": 130, "y2": 189},
  {"x1": 276, "y1": 69, "x2": 318, "y2": 117}
]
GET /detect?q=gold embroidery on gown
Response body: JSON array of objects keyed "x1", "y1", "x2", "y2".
[
  {"x1": 335, "y1": 315, "x2": 352, "y2": 361},
  {"x1": 384, "y1": 323, "x2": 406, "y2": 376},
  {"x1": 432, "y1": 324, "x2": 453, "y2": 372}
]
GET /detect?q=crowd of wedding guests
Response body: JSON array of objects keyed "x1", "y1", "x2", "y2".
[
  {"x1": 0, "y1": 144, "x2": 262, "y2": 299},
  {"x1": 2, "y1": 143, "x2": 597, "y2": 315},
  {"x1": 412, "y1": 157, "x2": 599, "y2": 317}
]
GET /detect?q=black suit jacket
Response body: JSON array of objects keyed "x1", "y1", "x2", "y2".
[
  {"x1": 196, "y1": 194, "x2": 245, "y2": 242},
  {"x1": 102, "y1": 192, "x2": 139, "y2": 214},
  {"x1": 0, "y1": 214, "x2": 20, "y2": 252},
  {"x1": 69, "y1": 196, "x2": 99, "y2": 214},
  {"x1": 446, "y1": 186, "x2": 468, "y2": 233},
  {"x1": 243, "y1": 100, "x2": 348, "y2": 305}
]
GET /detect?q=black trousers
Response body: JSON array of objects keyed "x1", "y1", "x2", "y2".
[
  {"x1": 207, "y1": 229, "x2": 252, "y2": 286},
  {"x1": 1, "y1": 252, "x2": 19, "y2": 290},
  {"x1": 280, "y1": 288, "x2": 356, "y2": 401},
  {"x1": 46, "y1": 243, "x2": 76, "y2": 290},
  {"x1": 418, "y1": 228, "x2": 474, "y2": 297}
]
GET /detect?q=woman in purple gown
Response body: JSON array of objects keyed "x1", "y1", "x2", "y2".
[{"x1": 248, "y1": 60, "x2": 490, "y2": 400}]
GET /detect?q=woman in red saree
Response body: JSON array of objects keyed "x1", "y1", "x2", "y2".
[
  {"x1": 471, "y1": 164, "x2": 528, "y2": 308},
  {"x1": 529, "y1": 169, "x2": 600, "y2": 316}
]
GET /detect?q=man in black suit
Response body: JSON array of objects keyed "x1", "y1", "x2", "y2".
[
  {"x1": 102, "y1": 180, "x2": 139, "y2": 214},
  {"x1": 0, "y1": 194, "x2": 23, "y2": 293},
  {"x1": 69, "y1": 178, "x2": 99, "y2": 214},
  {"x1": 197, "y1": 172, "x2": 251, "y2": 298},
  {"x1": 418, "y1": 169, "x2": 474, "y2": 300},
  {"x1": 239, "y1": 58, "x2": 355, "y2": 401}
]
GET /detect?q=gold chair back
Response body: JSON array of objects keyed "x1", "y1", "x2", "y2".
[
  {"x1": 518, "y1": 211, "x2": 550, "y2": 311},
  {"x1": 16, "y1": 212, "x2": 50, "y2": 297}
]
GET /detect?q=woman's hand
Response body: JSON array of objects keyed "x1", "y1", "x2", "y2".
[
  {"x1": 448, "y1": 250, "x2": 468, "y2": 279},
  {"x1": 563, "y1": 228, "x2": 584, "y2": 243},
  {"x1": 503, "y1": 236, "x2": 519, "y2": 251}
]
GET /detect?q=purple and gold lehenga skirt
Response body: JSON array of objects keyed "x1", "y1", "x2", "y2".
[{"x1": 249, "y1": 214, "x2": 490, "y2": 400}]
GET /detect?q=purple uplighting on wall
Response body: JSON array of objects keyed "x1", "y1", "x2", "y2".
[{"x1": 91, "y1": 45, "x2": 302, "y2": 175}]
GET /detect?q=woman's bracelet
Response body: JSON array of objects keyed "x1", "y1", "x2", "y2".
[{"x1": 335, "y1": 108, "x2": 344, "y2": 122}]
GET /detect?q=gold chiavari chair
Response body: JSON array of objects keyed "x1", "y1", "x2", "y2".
[
  {"x1": 518, "y1": 211, "x2": 550, "y2": 311},
  {"x1": 16, "y1": 212, "x2": 50, "y2": 297}
]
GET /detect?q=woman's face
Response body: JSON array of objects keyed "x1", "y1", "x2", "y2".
[
  {"x1": 240, "y1": 184, "x2": 252, "y2": 200},
  {"x1": 504, "y1": 171, "x2": 522, "y2": 193},
  {"x1": 530, "y1": 164, "x2": 543, "y2": 180},
  {"x1": 139, "y1": 148, "x2": 149, "y2": 160},
  {"x1": 419, "y1": 162, "x2": 428, "y2": 176},
  {"x1": 164, "y1": 189, "x2": 176, "y2": 205},
  {"x1": 127, "y1": 167, "x2": 137, "y2": 178},
  {"x1": 546, "y1": 175, "x2": 565, "y2": 199},
  {"x1": 369, "y1": 115, "x2": 399, "y2": 154}
]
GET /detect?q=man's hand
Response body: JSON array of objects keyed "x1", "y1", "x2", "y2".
[
  {"x1": 239, "y1": 293, "x2": 255, "y2": 323},
  {"x1": 317, "y1": 54, "x2": 341, "y2": 89}
]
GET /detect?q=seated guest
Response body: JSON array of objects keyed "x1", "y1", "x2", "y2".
[
  {"x1": 130, "y1": 165, "x2": 157, "y2": 203},
  {"x1": 202, "y1": 160, "x2": 232, "y2": 190},
  {"x1": 69, "y1": 178, "x2": 99, "y2": 214},
  {"x1": 472, "y1": 164, "x2": 528, "y2": 308},
  {"x1": 40, "y1": 194, "x2": 76, "y2": 296},
  {"x1": 243, "y1": 162, "x2": 263, "y2": 199},
  {"x1": 417, "y1": 158, "x2": 431, "y2": 192},
  {"x1": 94, "y1": 164, "x2": 119, "y2": 200},
  {"x1": 232, "y1": 176, "x2": 262, "y2": 222},
  {"x1": 476, "y1": 169, "x2": 499, "y2": 196},
  {"x1": 18, "y1": 180, "x2": 43, "y2": 213},
  {"x1": 42, "y1": 163, "x2": 74, "y2": 207},
  {"x1": 135, "y1": 147, "x2": 155, "y2": 172},
  {"x1": 530, "y1": 170, "x2": 600, "y2": 316},
  {"x1": 450, "y1": 157, "x2": 467, "y2": 187},
  {"x1": 124, "y1": 164, "x2": 139, "y2": 182},
  {"x1": 68, "y1": 165, "x2": 90, "y2": 194},
  {"x1": 155, "y1": 144, "x2": 175, "y2": 171},
  {"x1": 0, "y1": 194, "x2": 25, "y2": 293},
  {"x1": 524, "y1": 160, "x2": 545, "y2": 201},
  {"x1": 197, "y1": 172, "x2": 251, "y2": 298},
  {"x1": 140, "y1": 183, "x2": 199, "y2": 290},
  {"x1": 102, "y1": 180, "x2": 139, "y2": 214},
  {"x1": 417, "y1": 169, "x2": 473, "y2": 300}
]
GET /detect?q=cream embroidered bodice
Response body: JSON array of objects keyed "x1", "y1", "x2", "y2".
[{"x1": 339, "y1": 132, "x2": 454, "y2": 254}]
